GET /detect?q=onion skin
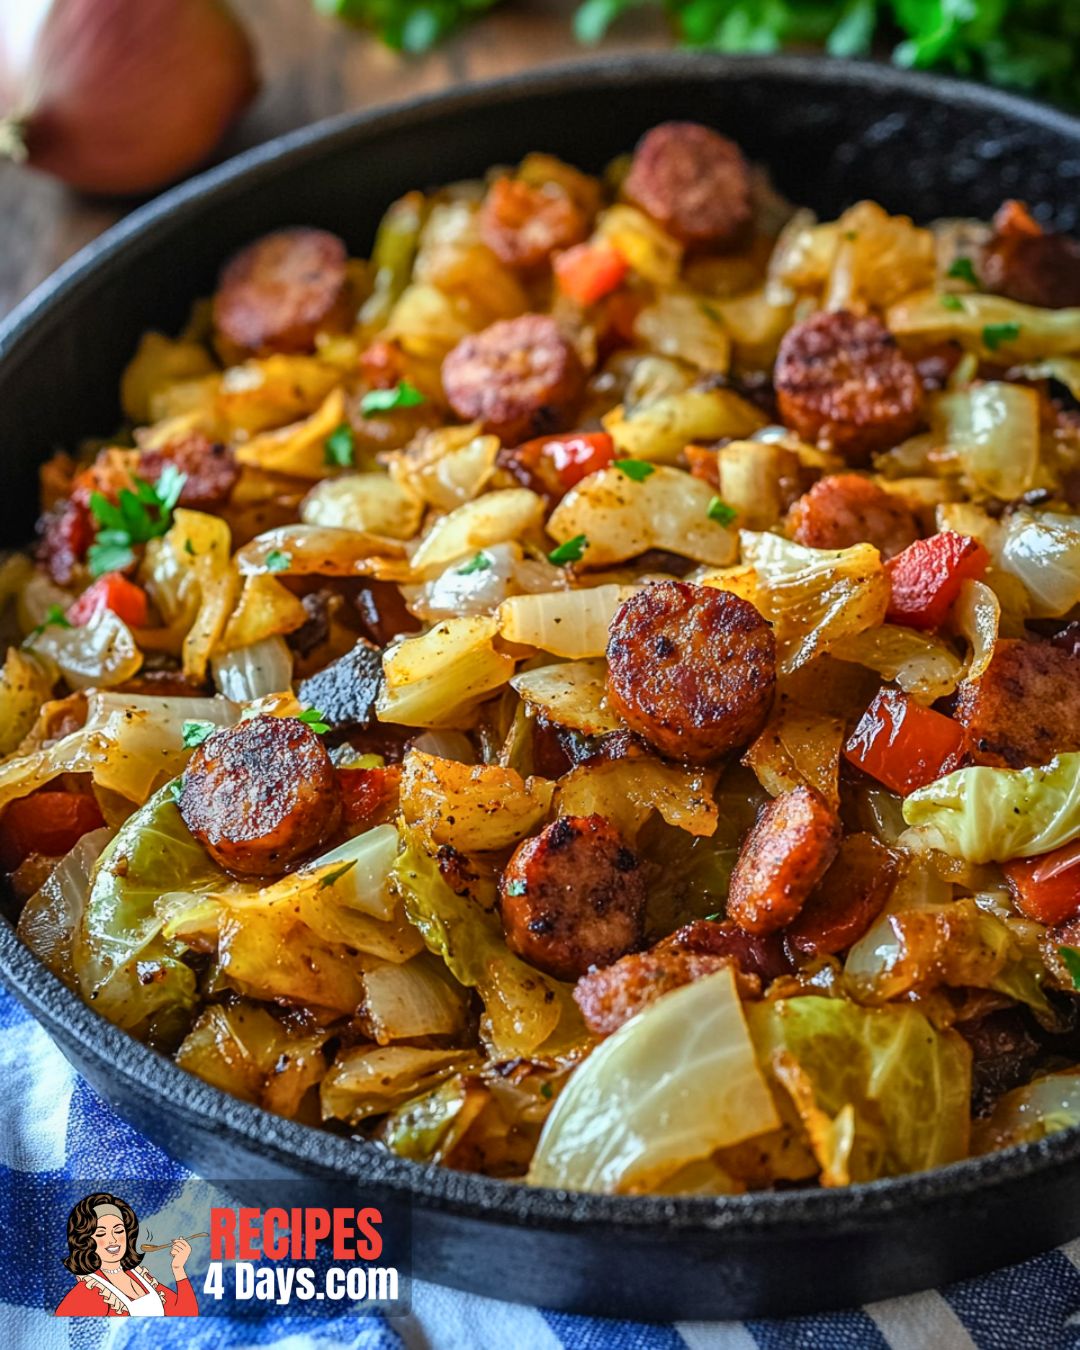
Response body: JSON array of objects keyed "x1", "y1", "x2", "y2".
[{"x1": 0, "y1": 0, "x2": 259, "y2": 196}]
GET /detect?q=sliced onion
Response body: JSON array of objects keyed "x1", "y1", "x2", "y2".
[
  {"x1": 1000, "y1": 511, "x2": 1080, "y2": 618},
  {"x1": 410, "y1": 543, "x2": 517, "y2": 621},
  {"x1": 28, "y1": 609, "x2": 143, "y2": 690},
  {"x1": 497, "y1": 585, "x2": 638, "y2": 660},
  {"x1": 952, "y1": 579, "x2": 1000, "y2": 682},
  {"x1": 211, "y1": 636, "x2": 293, "y2": 701},
  {"x1": 361, "y1": 956, "x2": 469, "y2": 1044}
]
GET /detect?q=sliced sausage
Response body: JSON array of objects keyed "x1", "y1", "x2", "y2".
[
  {"x1": 137, "y1": 433, "x2": 239, "y2": 510},
  {"x1": 981, "y1": 200, "x2": 1080, "y2": 311},
  {"x1": 213, "y1": 228, "x2": 350, "y2": 357},
  {"x1": 441, "y1": 314, "x2": 586, "y2": 446},
  {"x1": 955, "y1": 1009, "x2": 1041, "y2": 1117},
  {"x1": 783, "y1": 832, "x2": 897, "y2": 958},
  {"x1": 774, "y1": 310, "x2": 924, "y2": 463},
  {"x1": 662, "y1": 918, "x2": 792, "y2": 984},
  {"x1": 623, "y1": 121, "x2": 753, "y2": 251},
  {"x1": 180, "y1": 714, "x2": 342, "y2": 876},
  {"x1": 499, "y1": 815, "x2": 646, "y2": 981},
  {"x1": 786, "y1": 473, "x2": 919, "y2": 559},
  {"x1": 296, "y1": 639, "x2": 383, "y2": 734},
  {"x1": 606, "y1": 580, "x2": 776, "y2": 763},
  {"x1": 954, "y1": 637, "x2": 1080, "y2": 769},
  {"x1": 479, "y1": 177, "x2": 588, "y2": 271},
  {"x1": 726, "y1": 785, "x2": 841, "y2": 935},
  {"x1": 573, "y1": 918, "x2": 785, "y2": 1037}
]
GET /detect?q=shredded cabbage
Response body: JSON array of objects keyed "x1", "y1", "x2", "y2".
[
  {"x1": 934, "y1": 382, "x2": 1040, "y2": 500},
  {"x1": 377, "y1": 616, "x2": 517, "y2": 728},
  {"x1": 399, "y1": 750, "x2": 553, "y2": 852},
  {"x1": 903, "y1": 754, "x2": 1080, "y2": 864},
  {"x1": 510, "y1": 659, "x2": 622, "y2": 736},
  {"x1": 528, "y1": 967, "x2": 778, "y2": 1194},
  {"x1": 548, "y1": 466, "x2": 738, "y2": 567},
  {"x1": 211, "y1": 636, "x2": 294, "y2": 701},
  {"x1": 390, "y1": 836, "x2": 581, "y2": 1058},
  {"x1": 1000, "y1": 511, "x2": 1080, "y2": 619},
  {"x1": 740, "y1": 532, "x2": 890, "y2": 675},
  {"x1": 744, "y1": 996, "x2": 971, "y2": 1183},
  {"x1": 76, "y1": 783, "x2": 219, "y2": 1046}
]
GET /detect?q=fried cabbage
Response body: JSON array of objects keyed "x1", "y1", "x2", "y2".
[
  {"x1": 390, "y1": 836, "x2": 581, "y2": 1058},
  {"x1": 902, "y1": 754, "x2": 1080, "y2": 864},
  {"x1": 528, "y1": 967, "x2": 778, "y2": 1194}
]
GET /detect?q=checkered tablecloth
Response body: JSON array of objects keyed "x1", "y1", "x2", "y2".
[{"x1": 3, "y1": 984, "x2": 1078, "y2": 1349}]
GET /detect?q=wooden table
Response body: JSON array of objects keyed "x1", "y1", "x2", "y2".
[{"x1": 0, "y1": 0, "x2": 666, "y2": 318}]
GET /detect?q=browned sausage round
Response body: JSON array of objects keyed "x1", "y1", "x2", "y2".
[
  {"x1": 573, "y1": 919, "x2": 789, "y2": 1037},
  {"x1": 441, "y1": 314, "x2": 586, "y2": 446},
  {"x1": 179, "y1": 714, "x2": 342, "y2": 876},
  {"x1": 774, "y1": 311, "x2": 924, "y2": 463},
  {"x1": 479, "y1": 177, "x2": 588, "y2": 271},
  {"x1": 213, "y1": 228, "x2": 350, "y2": 357},
  {"x1": 783, "y1": 832, "x2": 896, "y2": 958},
  {"x1": 499, "y1": 814, "x2": 645, "y2": 981},
  {"x1": 137, "y1": 433, "x2": 239, "y2": 511},
  {"x1": 606, "y1": 580, "x2": 776, "y2": 763},
  {"x1": 623, "y1": 121, "x2": 752, "y2": 250},
  {"x1": 726, "y1": 785, "x2": 841, "y2": 935},
  {"x1": 786, "y1": 473, "x2": 919, "y2": 559},
  {"x1": 981, "y1": 200, "x2": 1080, "y2": 310}
]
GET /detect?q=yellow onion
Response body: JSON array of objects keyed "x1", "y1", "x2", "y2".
[{"x1": 0, "y1": 0, "x2": 258, "y2": 195}]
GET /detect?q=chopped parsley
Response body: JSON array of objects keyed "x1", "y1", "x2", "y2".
[
  {"x1": 87, "y1": 466, "x2": 187, "y2": 578},
  {"x1": 613, "y1": 458, "x2": 655, "y2": 482},
  {"x1": 324, "y1": 422, "x2": 356, "y2": 467},
  {"x1": 505, "y1": 878, "x2": 528, "y2": 897},
  {"x1": 181, "y1": 719, "x2": 217, "y2": 749},
  {"x1": 940, "y1": 294, "x2": 966, "y2": 312},
  {"x1": 982, "y1": 321, "x2": 1022, "y2": 352},
  {"x1": 947, "y1": 256, "x2": 979, "y2": 287},
  {"x1": 707, "y1": 496, "x2": 737, "y2": 527},
  {"x1": 299, "y1": 707, "x2": 330, "y2": 735},
  {"x1": 704, "y1": 912, "x2": 722, "y2": 921},
  {"x1": 539, "y1": 1081, "x2": 553, "y2": 1100},
  {"x1": 320, "y1": 860, "x2": 357, "y2": 889},
  {"x1": 699, "y1": 301, "x2": 723, "y2": 325},
  {"x1": 547, "y1": 534, "x2": 587, "y2": 566},
  {"x1": 28, "y1": 604, "x2": 72, "y2": 641},
  {"x1": 1060, "y1": 946, "x2": 1080, "y2": 990},
  {"x1": 359, "y1": 380, "x2": 426, "y2": 417},
  {"x1": 265, "y1": 549, "x2": 292, "y2": 573},
  {"x1": 457, "y1": 552, "x2": 492, "y2": 576}
]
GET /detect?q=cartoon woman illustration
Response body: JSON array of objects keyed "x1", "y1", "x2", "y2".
[{"x1": 54, "y1": 1192, "x2": 199, "y2": 1317}]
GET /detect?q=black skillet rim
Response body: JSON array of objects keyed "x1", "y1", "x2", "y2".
[{"x1": 2, "y1": 49, "x2": 1080, "y2": 1237}]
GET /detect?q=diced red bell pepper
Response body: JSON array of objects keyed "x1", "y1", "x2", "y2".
[
  {"x1": 844, "y1": 687, "x2": 968, "y2": 796},
  {"x1": 0, "y1": 790, "x2": 105, "y2": 872},
  {"x1": 338, "y1": 765, "x2": 402, "y2": 828},
  {"x1": 554, "y1": 242, "x2": 629, "y2": 307},
  {"x1": 1003, "y1": 841, "x2": 1080, "y2": 927},
  {"x1": 509, "y1": 431, "x2": 615, "y2": 497},
  {"x1": 884, "y1": 532, "x2": 990, "y2": 630},
  {"x1": 67, "y1": 572, "x2": 149, "y2": 628}
]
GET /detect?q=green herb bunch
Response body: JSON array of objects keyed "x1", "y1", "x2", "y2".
[{"x1": 318, "y1": 0, "x2": 1080, "y2": 108}]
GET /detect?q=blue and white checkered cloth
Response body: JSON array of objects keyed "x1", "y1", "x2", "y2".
[{"x1": 2, "y1": 983, "x2": 1078, "y2": 1349}]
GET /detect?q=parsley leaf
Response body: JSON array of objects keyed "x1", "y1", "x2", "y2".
[
  {"x1": 359, "y1": 380, "x2": 426, "y2": 417},
  {"x1": 457, "y1": 552, "x2": 492, "y2": 575},
  {"x1": 299, "y1": 707, "x2": 331, "y2": 735},
  {"x1": 265, "y1": 549, "x2": 292, "y2": 573},
  {"x1": 947, "y1": 256, "x2": 979, "y2": 287},
  {"x1": 319, "y1": 860, "x2": 358, "y2": 889},
  {"x1": 1060, "y1": 946, "x2": 1080, "y2": 991},
  {"x1": 182, "y1": 720, "x2": 217, "y2": 749},
  {"x1": 87, "y1": 470, "x2": 187, "y2": 578},
  {"x1": 28, "y1": 604, "x2": 73, "y2": 641},
  {"x1": 613, "y1": 459, "x2": 655, "y2": 482},
  {"x1": 983, "y1": 322, "x2": 1022, "y2": 351},
  {"x1": 324, "y1": 422, "x2": 356, "y2": 467},
  {"x1": 505, "y1": 878, "x2": 527, "y2": 897},
  {"x1": 548, "y1": 534, "x2": 588, "y2": 566},
  {"x1": 707, "y1": 496, "x2": 738, "y2": 526},
  {"x1": 539, "y1": 1081, "x2": 553, "y2": 1100},
  {"x1": 940, "y1": 294, "x2": 966, "y2": 312}
]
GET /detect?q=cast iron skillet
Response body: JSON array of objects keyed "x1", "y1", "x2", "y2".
[{"x1": 2, "y1": 54, "x2": 1080, "y2": 1321}]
